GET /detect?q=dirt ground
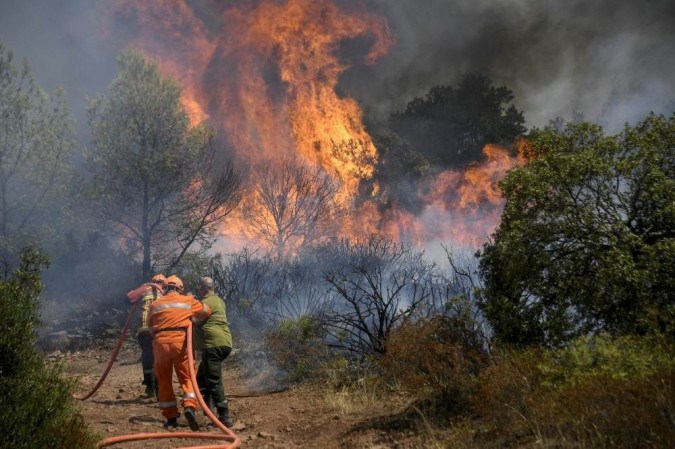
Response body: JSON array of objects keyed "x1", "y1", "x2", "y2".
[{"x1": 62, "y1": 340, "x2": 414, "y2": 449}]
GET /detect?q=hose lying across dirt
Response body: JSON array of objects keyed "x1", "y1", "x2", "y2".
[
  {"x1": 73, "y1": 304, "x2": 241, "y2": 448},
  {"x1": 73, "y1": 300, "x2": 141, "y2": 401}
]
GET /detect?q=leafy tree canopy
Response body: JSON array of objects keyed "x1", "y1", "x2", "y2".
[
  {"x1": 0, "y1": 247, "x2": 97, "y2": 448},
  {"x1": 479, "y1": 113, "x2": 674, "y2": 347},
  {"x1": 0, "y1": 41, "x2": 77, "y2": 274},
  {"x1": 367, "y1": 131, "x2": 431, "y2": 213},
  {"x1": 86, "y1": 49, "x2": 241, "y2": 279},
  {"x1": 389, "y1": 73, "x2": 525, "y2": 169}
]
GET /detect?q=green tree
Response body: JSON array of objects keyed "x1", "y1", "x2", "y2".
[
  {"x1": 479, "y1": 113, "x2": 675, "y2": 347},
  {"x1": 0, "y1": 247, "x2": 97, "y2": 448},
  {"x1": 367, "y1": 131, "x2": 431, "y2": 213},
  {"x1": 390, "y1": 73, "x2": 525, "y2": 169},
  {"x1": 86, "y1": 50, "x2": 242, "y2": 279},
  {"x1": 0, "y1": 42, "x2": 77, "y2": 275}
]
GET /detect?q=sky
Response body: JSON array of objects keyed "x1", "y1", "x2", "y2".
[{"x1": 0, "y1": 0, "x2": 673, "y2": 140}]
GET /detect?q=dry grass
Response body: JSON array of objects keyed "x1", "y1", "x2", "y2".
[
  {"x1": 324, "y1": 383, "x2": 383, "y2": 415},
  {"x1": 320, "y1": 334, "x2": 675, "y2": 448},
  {"x1": 472, "y1": 336, "x2": 675, "y2": 449},
  {"x1": 378, "y1": 315, "x2": 489, "y2": 420}
]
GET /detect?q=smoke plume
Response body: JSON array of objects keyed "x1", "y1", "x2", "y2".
[
  {"x1": 1, "y1": 0, "x2": 672, "y2": 134},
  {"x1": 1, "y1": 0, "x2": 673, "y2": 252},
  {"x1": 349, "y1": 0, "x2": 675, "y2": 130}
]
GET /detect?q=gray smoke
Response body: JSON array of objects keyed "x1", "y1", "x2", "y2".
[
  {"x1": 1, "y1": 0, "x2": 673, "y2": 137},
  {"x1": 350, "y1": 0, "x2": 675, "y2": 131},
  {"x1": 0, "y1": 0, "x2": 117, "y2": 142}
]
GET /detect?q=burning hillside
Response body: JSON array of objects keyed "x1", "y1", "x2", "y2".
[{"x1": 101, "y1": 0, "x2": 524, "y2": 252}]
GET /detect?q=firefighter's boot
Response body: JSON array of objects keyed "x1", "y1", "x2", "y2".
[
  {"x1": 142, "y1": 372, "x2": 156, "y2": 398},
  {"x1": 217, "y1": 400, "x2": 234, "y2": 428},
  {"x1": 163, "y1": 417, "x2": 178, "y2": 430},
  {"x1": 185, "y1": 407, "x2": 200, "y2": 431}
]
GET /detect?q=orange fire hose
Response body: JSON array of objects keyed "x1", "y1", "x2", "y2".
[
  {"x1": 95, "y1": 321, "x2": 241, "y2": 448},
  {"x1": 73, "y1": 300, "x2": 141, "y2": 401}
]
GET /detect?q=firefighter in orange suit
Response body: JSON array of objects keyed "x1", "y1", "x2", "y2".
[
  {"x1": 127, "y1": 273, "x2": 167, "y2": 398},
  {"x1": 148, "y1": 275, "x2": 211, "y2": 431}
]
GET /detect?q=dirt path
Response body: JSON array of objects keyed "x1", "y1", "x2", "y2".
[{"x1": 63, "y1": 343, "x2": 395, "y2": 449}]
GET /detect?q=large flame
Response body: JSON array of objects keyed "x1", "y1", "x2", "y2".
[
  {"x1": 235, "y1": 0, "x2": 392, "y2": 191},
  {"x1": 102, "y1": 0, "x2": 525, "y2": 253},
  {"x1": 104, "y1": 0, "x2": 391, "y2": 192},
  {"x1": 346, "y1": 143, "x2": 526, "y2": 246}
]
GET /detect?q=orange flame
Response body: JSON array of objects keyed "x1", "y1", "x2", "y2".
[
  {"x1": 418, "y1": 143, "x2": 526, "y2": 244},
  {"x1": 343, "y1": 143, "x2": 526, "y2": 246},
  {"x1": 237, "y1": 0, "x2": 392, "y2": 187},
  {"x1": 102, "y1": 1, "x2": 525, "y2": 252}
]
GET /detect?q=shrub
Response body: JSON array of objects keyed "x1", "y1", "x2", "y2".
[
  {"x1": 472, "y1": 335, "x2": 675, "y2": 448},
  {"x1": 540, "y1": 334, "x2": 675, "y2": 448},
  {"x1": 539, "y1": 333, "x2": 675, "y2": 387},
  {"x1": 0, "y1": 248, "x2": 98, "y2": 449},
  {"x1": 552, "y1": 370, "x2": 674, "y2": 448},
  {"x1": 380, "y1": 316, "x2": 489, "y2": 420},
  {"x1": 470, "y1": 348, "x2": 546, "y2": 434},
  {"x1": 265, "y1": 315, "x2": 331, "y2": 382}
]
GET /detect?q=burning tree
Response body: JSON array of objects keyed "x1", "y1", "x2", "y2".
[
  {"x1": 244, "y1": 157, "x2": 343, "y2": 260},
  {"x1": 86, "y1": 50, "x2": 242, "y2": 279},
  {"x1": 390, "y1": 73, "x2": 526, "y2": 169},
  {"x1": 97, "y1": 2, "x2": 524, "y2": 247}
]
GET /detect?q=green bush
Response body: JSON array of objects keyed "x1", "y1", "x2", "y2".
[
  {"x1": 265, "y1": 315, "x2": 331, "y2": 382},
  {"x1": 479, "y1": 114, "x2": 675, "y2": 347},
  {"x1": 472, "y1": 335, "x2": 675, "y2": 448},
  {"x1": 538, "y1": 333, "x2": 675, "y2": 388},
  {"x1": 0, "y1": 248, "x2": 98, "y2": 449}
]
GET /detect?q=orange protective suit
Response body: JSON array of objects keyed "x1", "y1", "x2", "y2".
[{"x1": 148, "y1": 290, "x2": 211, "y2": 420}]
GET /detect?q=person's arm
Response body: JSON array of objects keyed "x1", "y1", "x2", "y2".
[{"x1": 190, "y1": 297, "x2": 212, "y2": 324}]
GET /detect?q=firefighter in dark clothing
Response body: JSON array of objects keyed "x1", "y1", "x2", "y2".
[
  {"x1": 127, "y1": 273, "x2": 166, "y2": 397},
  {"x1": 193, "y1": 276, "x2": 235, "y2": 428}
]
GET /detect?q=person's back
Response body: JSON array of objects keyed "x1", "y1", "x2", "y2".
[
  {"x1": 194, "y1": 276, "x2": 235, "y2": 428},
  {"x1": 194, "y1": 291, "x2": 232, "y2": 350},
  {"x1": 138, "y1": 284, "x2": 163, "y2": 333},
  {"x1": 127, "y1": 274, "x2": 166, "y2": 397},
  {"x1": 150, "y1": 290, "x2": 206, "y2": 338},
  {"x1": 149, "y1": 275, "x2": 210, "y2": 431}
]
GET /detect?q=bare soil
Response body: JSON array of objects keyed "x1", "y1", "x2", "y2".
[{"x1": 61, "y1": 340, "x2": 418, "y2": 449}]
